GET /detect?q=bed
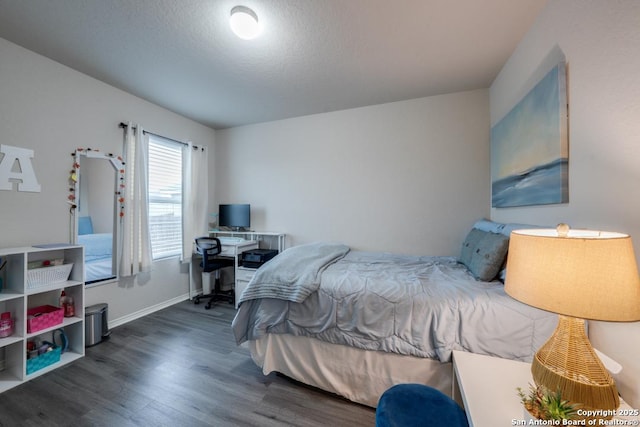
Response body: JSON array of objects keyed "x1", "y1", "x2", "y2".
[
  {"x1": 77, "y1": 216, "x2": 114, "y2": 283},
  {"x1": 231, "y1": 220, "x2": 558, "y2": 407}
]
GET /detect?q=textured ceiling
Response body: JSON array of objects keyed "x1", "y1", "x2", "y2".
[{"x1": 0, "y1": 0, "x2": 547, "y2": 129}]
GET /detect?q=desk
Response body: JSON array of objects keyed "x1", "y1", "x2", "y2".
[
  {"x1": 452, "y1": 350, "x2": 638, "y2": 427},
  {"x1": 189, "y1": 239, "x2": 258, "y2": 302},
  {"x1": 209, "y1": 230, "x2": 285, "y2": 308},
  {"x1": 208, "y1": 230, "x2": 285, "y2": 253}
]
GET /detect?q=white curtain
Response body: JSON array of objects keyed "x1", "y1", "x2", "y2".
[
  {"x1": 119, "y1": 122, "x2": 153, "y2": 277},
  {"x1": 182, "y1": 142, "x2": 209, "y2": 262}
]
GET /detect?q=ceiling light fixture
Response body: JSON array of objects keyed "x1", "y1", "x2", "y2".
[{"x1": 229, "y1": 6, "x2": 261, "y2": 40}]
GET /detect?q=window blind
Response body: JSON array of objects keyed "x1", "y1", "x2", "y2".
[{"x1": 148, "y1": 135, "x2": 183, "y2": 259}]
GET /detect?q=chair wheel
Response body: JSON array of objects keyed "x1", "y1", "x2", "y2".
[{"x1": 205, "y1": 302, "x2": 212, "y2": 310}]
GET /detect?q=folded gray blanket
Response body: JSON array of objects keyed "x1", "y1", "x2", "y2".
[{"x1": 238, "y1": 242, "x2": 350, "y2": 304}]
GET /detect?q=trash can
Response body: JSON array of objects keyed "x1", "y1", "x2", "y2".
[{"x1": 85, "y1": 303, "x2": 110, "y2": 347}]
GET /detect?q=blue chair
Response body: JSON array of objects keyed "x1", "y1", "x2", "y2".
[
  {"x1": 193, "y1": 237, "x2": 235, "y2": 309},
  {"x1": 376, "y1": 384, "x2": 468, "y2": 427}
]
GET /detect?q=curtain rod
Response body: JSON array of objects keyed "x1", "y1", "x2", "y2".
[{"x1": 118, "y1": 122, "x2": 204, "y2": 151}]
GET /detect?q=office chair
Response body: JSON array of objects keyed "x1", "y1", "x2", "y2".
[{"x1": 193, "y1": 237, "x2": 235, "y2": 310}]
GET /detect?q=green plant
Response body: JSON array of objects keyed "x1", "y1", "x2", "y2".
[{"x1": 517, "y1": 383, "x2": 578, "y2": 420}]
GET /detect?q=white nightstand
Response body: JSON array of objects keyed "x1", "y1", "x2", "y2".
[{"x1": 452, "y1": 350, "x2": 638, "y2": 427}]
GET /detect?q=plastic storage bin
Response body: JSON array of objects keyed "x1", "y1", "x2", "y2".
[{"x1": 27, "y1": 263, "x2": 73, "y2": 289}]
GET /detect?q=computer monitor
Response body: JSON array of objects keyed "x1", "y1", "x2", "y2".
[{"x1": 218, "y1": 204, "x2": 250, "y2": 231}]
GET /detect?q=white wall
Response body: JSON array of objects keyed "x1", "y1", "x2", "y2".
[
  {"x1": 490, "y1": 0, "x2": 640, "y2": 258},
  {"x1": 214, "y1": 89, "x2": 490, "y2": 257},
  {"x1": 0, "y1": 38, "x2": 216, "y2": 323},
  {"x1": 489, "y1": 0, "x2": 640, "y2": 408}
]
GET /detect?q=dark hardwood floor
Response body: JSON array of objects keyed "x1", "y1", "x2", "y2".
[{"x1": 0, "y1": 301, "x2": 376, "y2": 426}]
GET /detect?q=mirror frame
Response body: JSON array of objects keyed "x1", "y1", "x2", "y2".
[{"x1": 70, "y1": 148, "x2": 125, "y2": 285}]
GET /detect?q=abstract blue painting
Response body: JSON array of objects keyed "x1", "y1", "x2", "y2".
[{"x1": 491, "y1": 62, "x2": 568, "y2": 208}]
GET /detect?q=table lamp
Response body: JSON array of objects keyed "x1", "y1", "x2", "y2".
[{"x1": 504, "y1": 224, "x2": 640, "y2": 417}]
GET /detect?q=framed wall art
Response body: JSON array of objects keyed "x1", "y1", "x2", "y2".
[{"x1": 491, "y1": 60, "x2": 568, "y2": 208}]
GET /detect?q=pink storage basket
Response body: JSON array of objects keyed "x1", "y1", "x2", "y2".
[{"x1": 27, "y1": 305, "x2": 64, "y2": 333}]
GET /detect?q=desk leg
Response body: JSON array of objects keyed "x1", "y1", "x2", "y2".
[
  {"x1": 234, "y1": 254, "x2": 239, "y2": 308},
  {"x1": 452, "y1": 366, "x2": 464, "y2": 409},
  {"x1": 189, "y1": 255, "x2": 194, "y2": 299}
]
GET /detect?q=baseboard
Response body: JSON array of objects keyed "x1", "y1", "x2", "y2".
[{"x1": 108, "y1": 293, "x2": 190, "y2": 329}]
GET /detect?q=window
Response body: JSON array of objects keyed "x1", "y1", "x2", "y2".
[{"x1": 148, "y1": 135, "x2": 183, "y2": 259}]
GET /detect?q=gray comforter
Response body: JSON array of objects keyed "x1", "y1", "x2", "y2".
[
  {"x1": 238, "y1": 242, "x2": 350, "y2": 304},
  {"x1": 232, "y1": 246, "x2": 557, "y2": 363}
]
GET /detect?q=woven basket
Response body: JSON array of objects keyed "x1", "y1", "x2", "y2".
[
  {"x1": 27, "y1": 263, "x2": 73, "y2": 289},
  {"x1": 26, "y1": 346, "x2": 61, "y2": 375},
  {"x1": 26, "y1": 305, "x2": 64, "y2": 333}
]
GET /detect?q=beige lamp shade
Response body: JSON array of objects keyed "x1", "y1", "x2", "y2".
[{"x1": 505, "y1": 227, "x2": 640, "y2": 321}]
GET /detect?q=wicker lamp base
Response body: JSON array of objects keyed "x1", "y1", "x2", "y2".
[{"x1": 532, "y1": 315, "x2": 619, "y2": 419}]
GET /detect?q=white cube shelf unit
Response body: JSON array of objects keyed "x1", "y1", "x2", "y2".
[{"x1": 0, "y1": 245, "x2": 85, "y2": 393}]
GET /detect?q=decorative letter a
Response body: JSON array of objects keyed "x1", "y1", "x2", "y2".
[{"x1": 0, "y1": 144, "x2": 42, "y2": 192}]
